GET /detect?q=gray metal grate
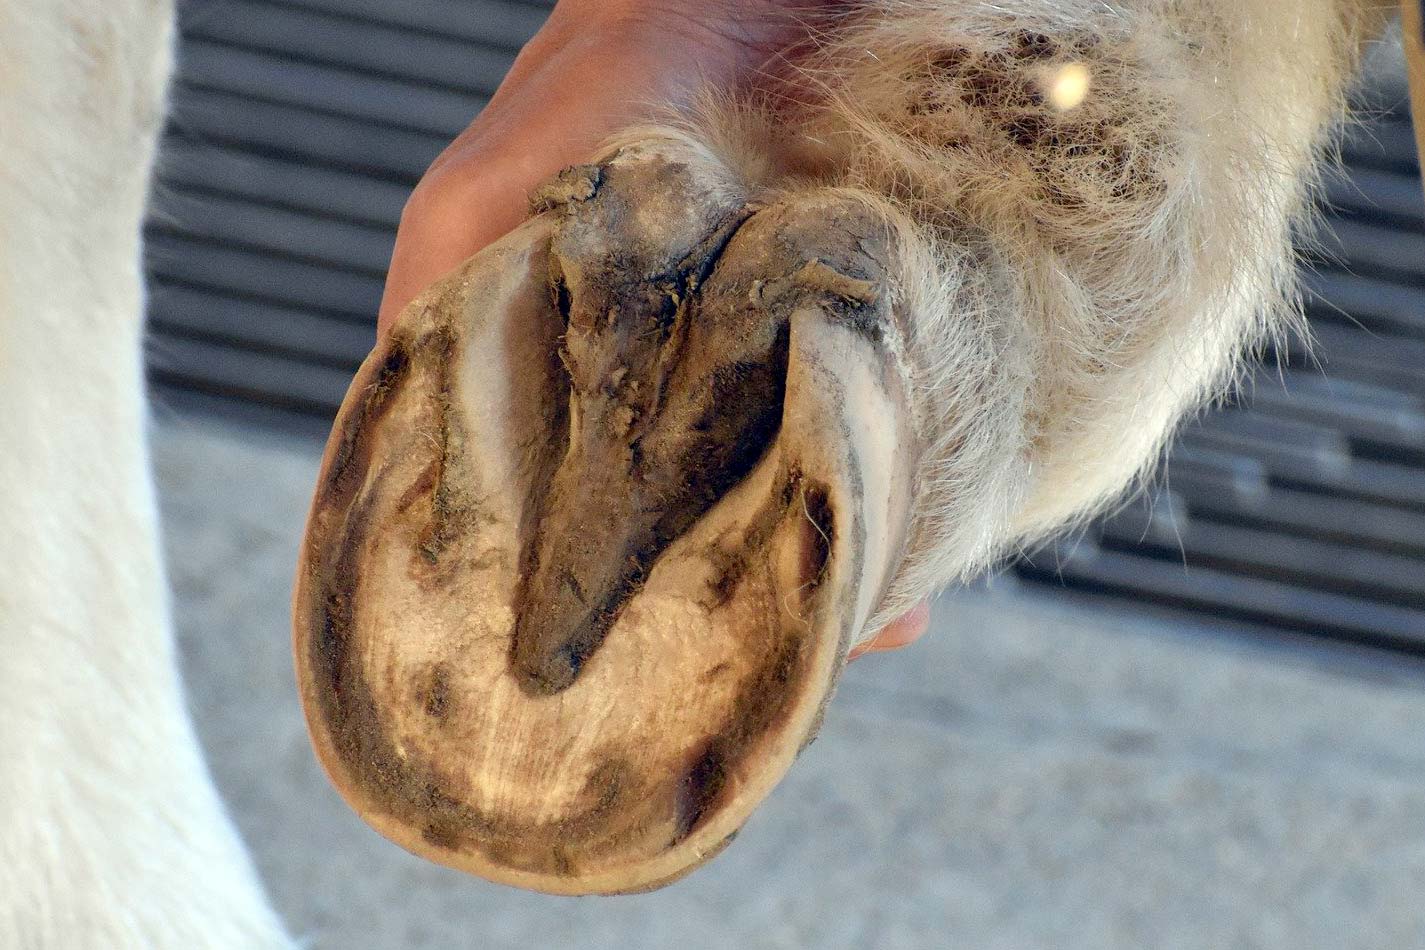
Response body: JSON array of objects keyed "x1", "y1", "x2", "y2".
[{"x1": 145, "y1": 2, "x2": 1425, "y2": 651}]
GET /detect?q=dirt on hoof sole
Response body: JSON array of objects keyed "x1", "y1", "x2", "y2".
[{"x1": 293, "y1": 138, "x2": 919, "y2": 895}]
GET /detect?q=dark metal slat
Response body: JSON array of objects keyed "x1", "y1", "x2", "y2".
[
  {"x1": 1166, "y1": 466, "x2": 1425, "y2": 559},
  {"x1": 1178, "y1": 424, "x2": 1351, "y2": 485},
  {"x1": 1195, "y1": 406, "x2": 1351, "y2": 459},
  {"x1": 180, "y1": 0, "x2": 515, "y2": 96},
  {"x1": 1302, "y1": 268, "x2": 1425, "y2": 338},
  {"x1": 1100, "y1": 505, "x2": 1425, "y2": 608},
  {"x1": 1322, "y1": 163, "x2": 1425, "y2": 227},
  {"x1": 149, "y1": 188, "x2": 394, "y2": 276},
  {"x1": 1306, "y1": 319, "x2": 1425, "y2": 370},
  {"x1": 1341, "y1": 117, "x2": 1419, "y2": 174},
  {"x1": 166, "y1": 85, "x2": 448, "y2": 182},
  {"x1": 274, "y1": 0, "x2": 549, "y2": 50},
  {"x1": 1273, "y1": 321, "x2": 1425, "y2": 399},
  {"x1": 1188, "y1": 420, "x2": 1425, "y2": 510},
  {"x1": 1269, "y1": 455, "x2": 1425, "y2": 510},
  {"x1": 146, "y1": 332, "x2": 353, "y2": 416},
  {"x1": 1315, "y1": 215, "x2": 1425, "y2": 283},
  {"x1": 149, "y1": 282, "x2": 374, "y2": 367},
  {"x1": 146, "y1": 232, "x2": 383, "y2": 319},
  {"x1": 157, "y1": 137, "x2": 408, "y2": 228},
  {"x1": 1159, "y1": 445, "x2": 1270, "y2": 496},
  {"x1": 179, "y1": 38, "x2": 480, "y2": 137},
  {"x1": 1246, "y1": 375, "x2": 1425, "y2": 458},
  {"x1": 1018, "y1": 542, "x2": 1425, "y2": 651}
]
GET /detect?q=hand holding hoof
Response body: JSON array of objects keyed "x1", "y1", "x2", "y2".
[{"x1": 295, "y1": 138, "x2": 919, "y2": 893}]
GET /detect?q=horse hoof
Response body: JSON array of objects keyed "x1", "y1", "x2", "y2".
[{"x1": 293, "y1": 136, "x2": 918, "y2": 894}]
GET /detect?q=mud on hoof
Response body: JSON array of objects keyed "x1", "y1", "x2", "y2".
[{"x1": 294, "y1": 138, "x2": 918, "y2": 894}]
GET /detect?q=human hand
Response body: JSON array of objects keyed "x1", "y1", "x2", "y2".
[{"x1": 377, "y1": 0, "x2": 930, "y2": 657}]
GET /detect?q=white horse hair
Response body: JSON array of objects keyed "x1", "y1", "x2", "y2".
[
  {"x1": 0, "y1": 0, "x2": 290, "y2": 945},
  {"x1": 0, "y1": 0, "x2": 1389, "y2": 944}
]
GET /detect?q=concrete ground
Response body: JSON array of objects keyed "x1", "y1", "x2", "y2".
[{"x1": 152, "y1": 410, "x2": 1425, "y2": 950}]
